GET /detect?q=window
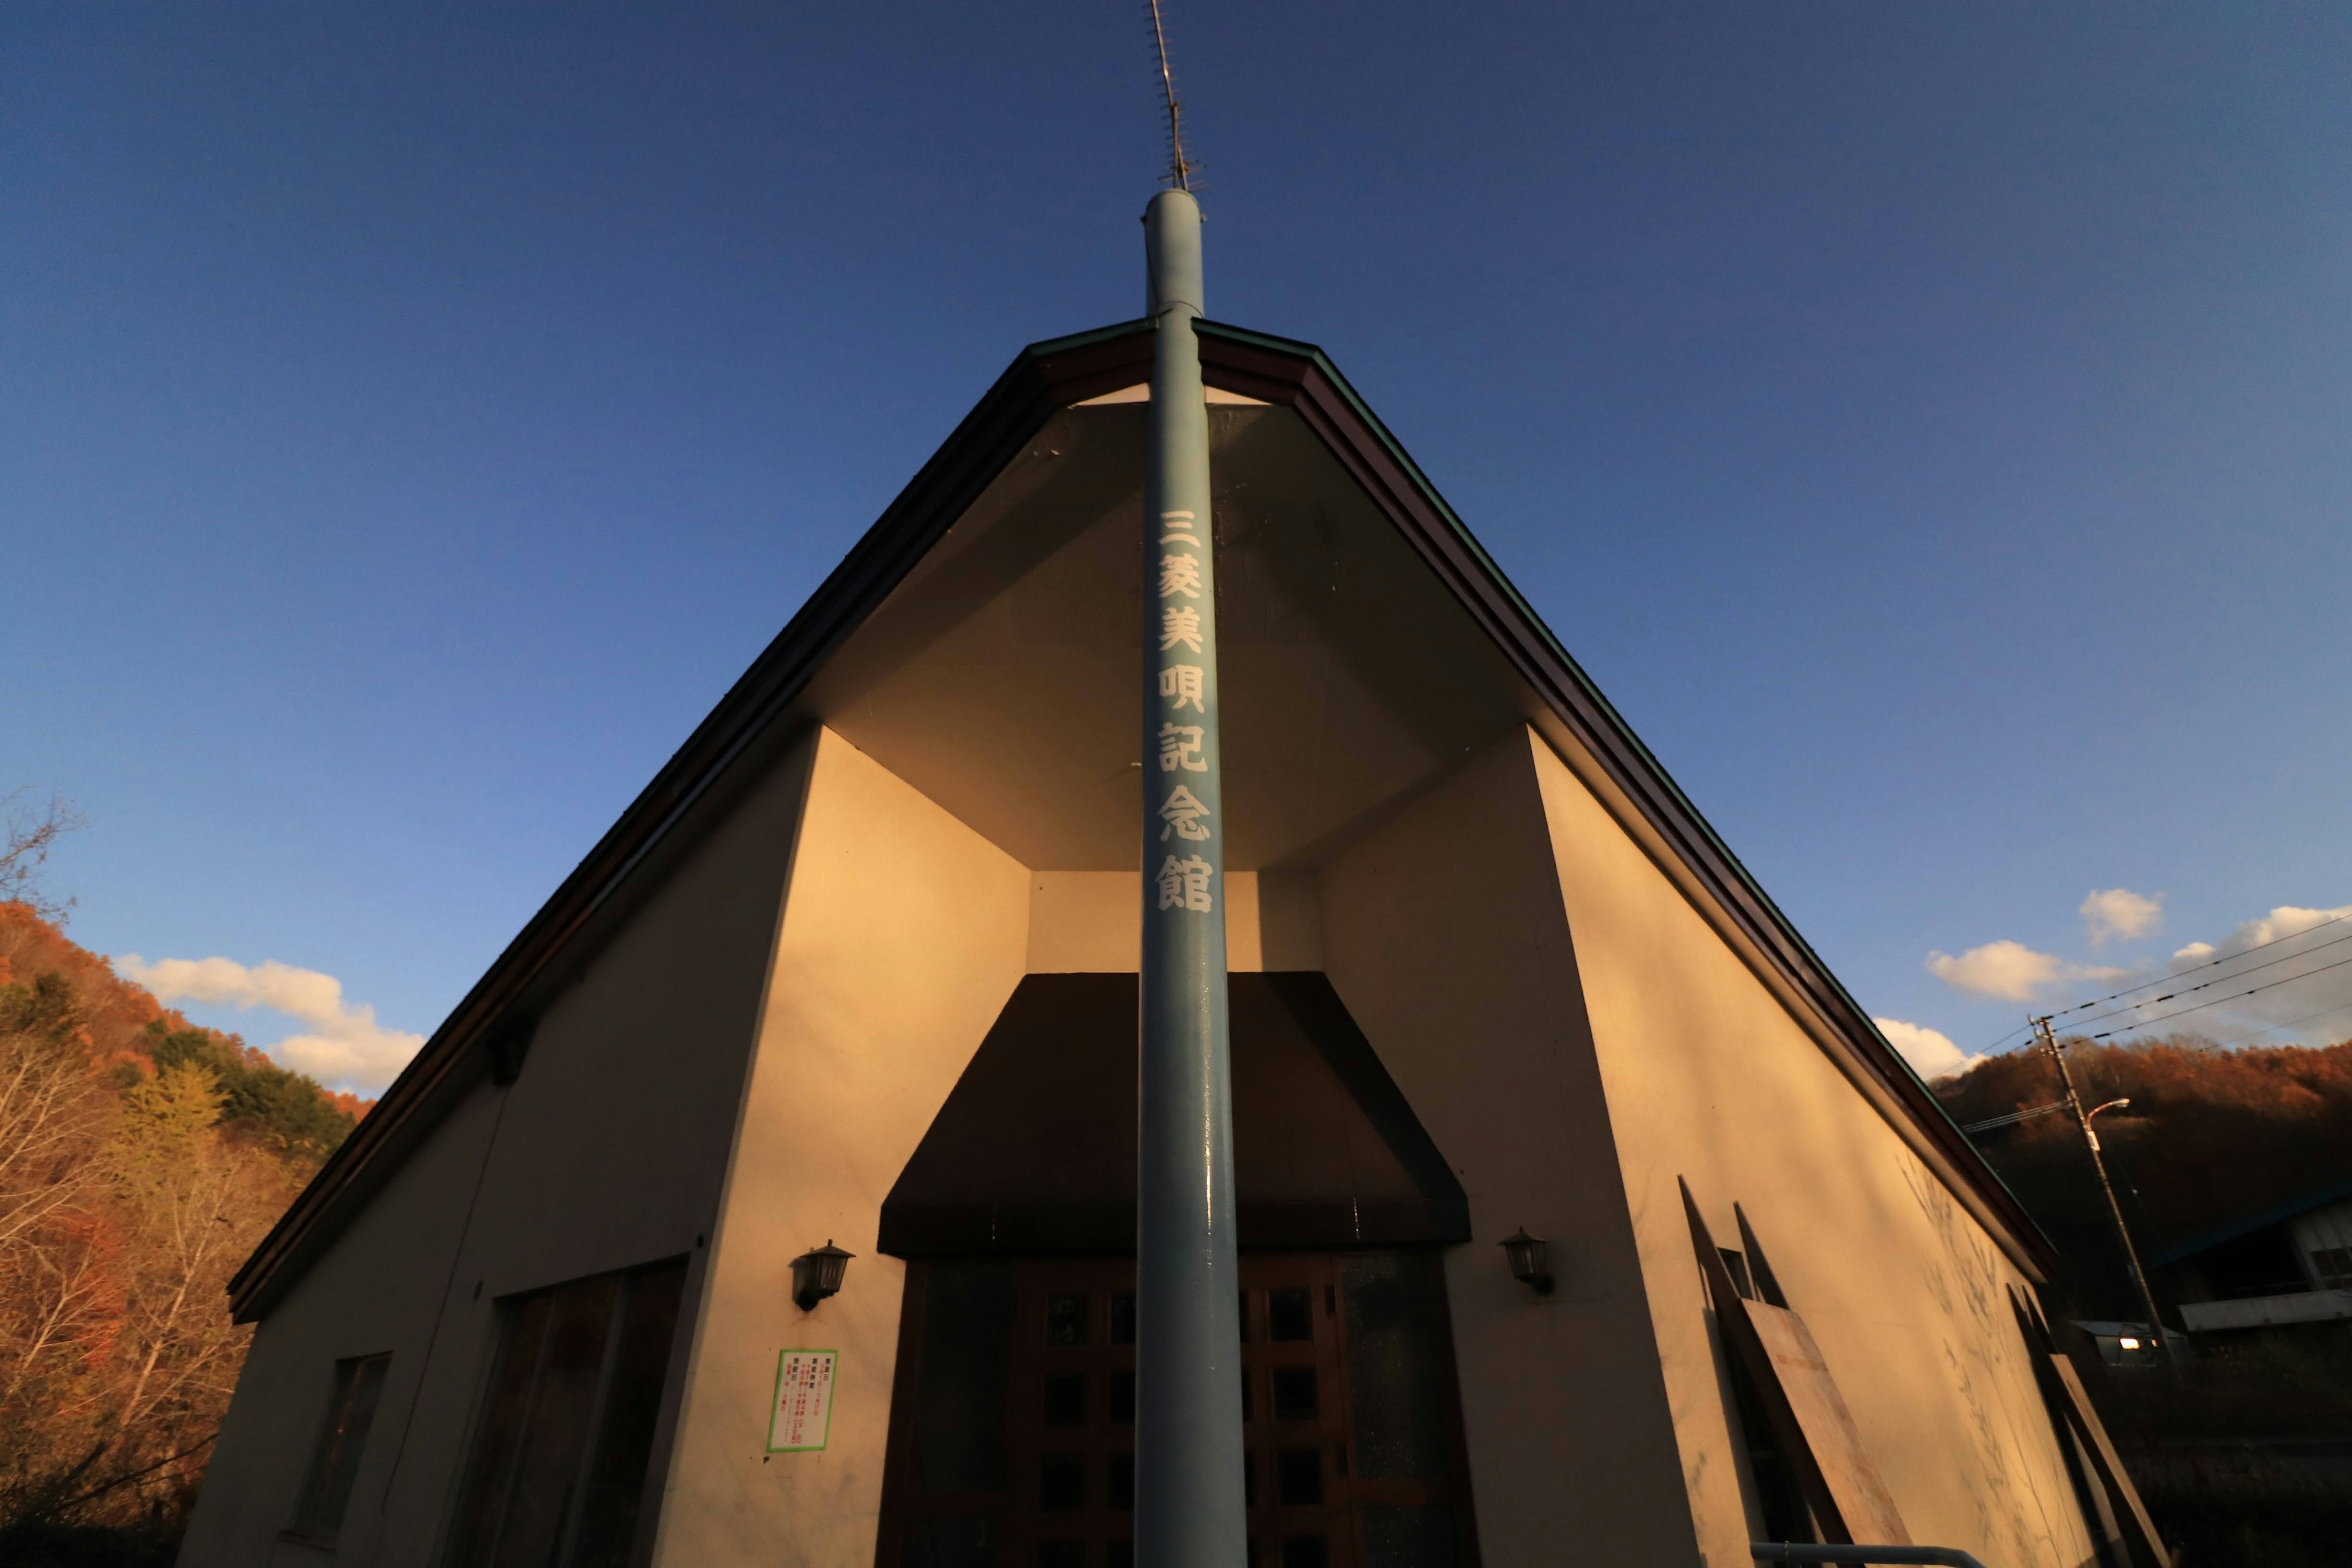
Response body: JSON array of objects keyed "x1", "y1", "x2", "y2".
[
  {"x1": 444, "y1": 1257, "x2": 688, "y2": 1568},
  {"x1": 2310, "y1": 1245, "x2": 2352, "y2": 1290},
  {"x1": 291, "y1": 1352, "x2": 392, "y2": 1541},
  {"x1": 880, "y1": 1254, "x2": 1476, "y2": 1568},
  {"x1": 1685, "y1": 1183, "x2": 1905, "y2": 1548},
  {"x1": 1719, "y1": 1339, "x2": 1810, "y2": 1544}
]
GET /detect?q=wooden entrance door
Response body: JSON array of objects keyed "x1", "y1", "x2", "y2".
[{"x1": 880, "y1": 1253, "x2": 1477, "y2": 1568}]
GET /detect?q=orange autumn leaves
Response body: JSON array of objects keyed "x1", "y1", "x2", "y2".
[
  {"x1": 1937, "y1": 1034, "x2": 2352, "y2": 1313},
  {"x1": 0, "y1": 903, "x2": 363, "y2": 1530}
]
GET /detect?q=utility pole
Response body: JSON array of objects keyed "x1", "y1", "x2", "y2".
[
  {"x1": 2034, "y1": 1014, "x2": 2168, "y2": 1363},
  {"x1": 1134, "y1": 186, "x2": 1248, "y2": 1568}
]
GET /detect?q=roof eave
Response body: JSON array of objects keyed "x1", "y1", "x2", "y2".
[
  {"x1": 1191, "y1": 319, "x2": 2058, "y2": 1276},
  {"x1": 228, "y1": 320, "x2": 1164, "y2": 1321},
  {"x1": 2149, "y1": 1173, "x2": 2352, "y2": 1268},
  {"x1": 232, "y1": 315, "x2": 2052, "y2": 1319}
]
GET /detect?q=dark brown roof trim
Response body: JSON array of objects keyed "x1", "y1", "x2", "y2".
[
  {"x1": 233, "y1": 317, "x2": 2047, "y2": 1319},
  {"x1": 229, "y1": 322, "x2": 1163, "y2": 1321},
  {"x1": 1189, "y1": 320, "x2": 2053, "y2": 1275}
]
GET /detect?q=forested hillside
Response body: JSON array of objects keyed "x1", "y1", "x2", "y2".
[
  {"x1": 0, "y1": 900, "x2": 365, "y2": 1534},
  {"x1": 1935, "y1": 1035, "x2": 2352, "y2": 1318}
]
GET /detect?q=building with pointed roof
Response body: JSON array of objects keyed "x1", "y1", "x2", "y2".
[{"x1": 183, "y1": 320, "x2": 2158, "y2": 1568}]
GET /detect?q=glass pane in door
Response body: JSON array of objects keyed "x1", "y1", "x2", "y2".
[
  {"x1": 920, "y1": 1265, "x2": 1016, "y2": 1494},
  {"x1": 1359, "y1": 1505, "x2": 1458, "y2": 1568},
  {"x1": 572, "y1": 1262, "x2": 688, "y2": 1567},
  {"x1": 1339, "y1": 1257, "x2": 1449, "y2": 1482}
]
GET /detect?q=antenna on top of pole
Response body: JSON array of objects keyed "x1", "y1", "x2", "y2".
[{"x1": 1146, "y1": 0, "x2": 1197, "y2": 191}]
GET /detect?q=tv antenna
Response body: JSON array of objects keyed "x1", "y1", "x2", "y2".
[{"x1": 1146, "y1": 0, "x2": 1197, "y2": 192}]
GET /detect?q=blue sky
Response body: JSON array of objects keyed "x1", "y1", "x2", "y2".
[{"x1": 6, "y1": 4, "x2": 2349, "y2": 1091}]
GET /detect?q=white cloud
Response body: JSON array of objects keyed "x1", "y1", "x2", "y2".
[
  {"x1": 2081, "y1": 888, "x2": 2163, "y2": 947},
  {"x1": 2134, "y1": 903, "x2": 2352, "y2": 1047},
  {"x1": 1924, "y1": 897, "x2": 2352, "y2": 1050},
  {"x1": 115, "y1": 954, "x2": 422, "y2": 1093},
  {"x1": 1875, "y1": 1017, "x2": 1985, "y2": 1080},
  {"x1": 1926, "y1": 940, "x2": 2130, "y2": 1003},
  {"x1": 2201, "y1": 904, "x2": 2352, "y2": 956}
]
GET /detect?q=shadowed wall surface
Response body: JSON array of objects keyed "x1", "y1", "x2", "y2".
[
  {"x1": 1526, "y1": 729, "x2": 2102, "y2": 1568},
  {"x1": 180, "y1": 726, "x2": 823, "y2": 1567}
]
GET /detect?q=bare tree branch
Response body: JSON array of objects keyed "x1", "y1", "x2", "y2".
[
  {"x1": 56, "y1": 1430, "x2": 218, "y2": 1511},
  {"x1": 0, "y1": 791, "x2": 86, "y2": 925}
]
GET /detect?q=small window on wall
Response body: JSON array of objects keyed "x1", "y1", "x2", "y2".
[
  {"x1": 445, "y1": 1257, "x2": 688, "y2": 1568},
  {"x1": 290, "y1": 1352, "x2": 392, "y2": 1541}
]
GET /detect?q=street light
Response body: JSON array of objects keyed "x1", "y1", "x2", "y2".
[
  {"x1": 2083, "y1": 1097, "x2": 2132, "y2": 1153},
  {"x1": 2032, "y1": 1017, "x2": 2168, "y2": 1363}
]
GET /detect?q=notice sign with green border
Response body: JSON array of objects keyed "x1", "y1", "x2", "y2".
[{"x1": 767, "y1": 1349, "x2": 838, "y2": 1453}]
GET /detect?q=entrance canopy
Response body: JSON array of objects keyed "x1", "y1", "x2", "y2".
[{"x1": 881, "y1": 973, "x2": 1469, "y2": 1256}]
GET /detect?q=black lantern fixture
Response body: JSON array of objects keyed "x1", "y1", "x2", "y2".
[
  {"x1": 1499, "y1": 1227, "x2": 1555, "y2": 1295},
  {"x1": 790, "y1": 1240, "x2": 854, "y2": 1313}
]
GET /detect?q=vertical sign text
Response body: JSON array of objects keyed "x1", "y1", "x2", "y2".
[{"x1": 766, "y1": 1349, "x2": 838, "y2": 1453}]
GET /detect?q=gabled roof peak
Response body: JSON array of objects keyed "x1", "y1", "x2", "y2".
[{"x1": 228, "y1": 317, "x2": 2051, "y2": 1321}]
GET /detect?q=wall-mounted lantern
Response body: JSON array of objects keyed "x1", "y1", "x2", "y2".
[
  {"x1": 1499, "y1": 1227, "x2": 1555, "y2": 1295},
  {"x1": 791, "y1": 1241, "x2": 854, "y2": 1313}
]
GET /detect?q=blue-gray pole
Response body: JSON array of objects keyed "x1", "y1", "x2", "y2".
[{"x1": 1135, "y1": 187, "x2": 1246, "y2": 1568}]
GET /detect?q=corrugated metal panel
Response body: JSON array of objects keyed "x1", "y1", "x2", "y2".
[
  {"x1": 2289, "y1": 1194, "x2": 2352, "y2": 1279},
  {"x1": 2181, "y1": 1290, "x2": 2352, "y2": 1332}
]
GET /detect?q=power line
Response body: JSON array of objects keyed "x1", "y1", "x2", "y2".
[
  {"x1": 2032, "y1": 1013, "x2": 2170, "y2": 1359},
  {"x1": 2150, "y1": 996, "x2": 2352, "y2": 1055},
  {"x1": 2057, "y1": 922, "x2": 2352, "y2": 1035},
  {"x1": 2049, "y1": 910, "x2": 2352, "y2": 1020},
  {"x1": 1967, "y1": 1000, "x2": 2352, "y2": 1140},
  {"x1": 1964, "y1": 1001, "x2": 2352, "y2": 1152},
  {"x1": 2073, "y1": 948, "x2": 2352, "y2": 1041},
  {"x1": 1961, "y1": 914, "x2": 2352, "y2": 1061},
  {"x1": 1961, "y1": 1101, "x2": 2067, "y2": 1135},
  {"x1": 1971, "y1": 1020, "x2": 2040, "y2": 1057}
]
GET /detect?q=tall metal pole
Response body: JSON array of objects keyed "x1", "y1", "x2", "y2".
[
  {"x1": 1136, "y1": 187, "x2": 1247, "y2": 1568},
  {"x1": 2034, "y1": 1015, "x2": 2168, "y2": 1362}
]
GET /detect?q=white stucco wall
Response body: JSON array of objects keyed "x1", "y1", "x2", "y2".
[
  {"x1": 650, "y1": 726, "x2": 1030, "y2": 1568},
  {"x1": 1316, "y1": 731, "x2": 1701, "y2": 1567},
  {"x1": 183, "y1": 703, "x2": 2098, "y2": 1568},
  {"x1": 181, "y1": 731, "x2": 821, "y2": 1567},
  {"x1": 179, "y1": 1085, "x2": 506, "y2": 1568},
  {"x1": 1525, "y1": 730, "x2": 2101, "y2": 1568},
  {"x1": 1024, "y1": 869, "x2": 1321, "y2": 973}
]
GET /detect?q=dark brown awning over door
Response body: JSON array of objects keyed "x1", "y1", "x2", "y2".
[{"x1": 879, "y1": 973, "x2": 1469, "y2": 1256}]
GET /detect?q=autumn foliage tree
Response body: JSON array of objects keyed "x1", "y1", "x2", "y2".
[
  {"x1": 0, "y1": 900, "x2": 362, "y2": 1531},
  {"x1": 1936, "y1": 1033, "x2": 2352, "y2": 1319}
]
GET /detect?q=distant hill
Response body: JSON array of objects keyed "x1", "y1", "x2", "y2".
[
  {"x1": 0, "y1": 901, "x2": 369, "y2": 1155},
  {"x1": 1935, "y1": 1035, "x2": 2352, "y2": 1318},
  {"x1": 0, "y1": 901, "x2": 368, "y2": 1534}
]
